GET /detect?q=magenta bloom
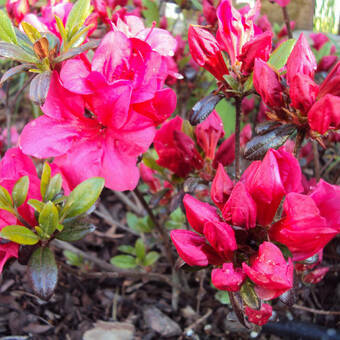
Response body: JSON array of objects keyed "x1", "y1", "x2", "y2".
[
  {"x1": 20, "y1": 73, "x2": 155, "y2": 191},
  {"x1": 270, "y1": 0, "x2": 290, "y2": 7},
  {"x1": 245, "y1": 303, "x2": 272, "y2": 326},
  {"x1": 243, "y1": 242, "x2": 293, "y2": 300},
  {"x1": 0, "y1": 148, "x2": 43, "y2": 272}
]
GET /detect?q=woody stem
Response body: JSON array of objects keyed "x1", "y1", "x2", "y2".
[
  {"x1": 282, "y1": 6, "x2": 293, "y2": 39},
  {"x1": 235, "y1": 97, "x2": 242, "y2": 181},
  {"x1": 294, "y1": 129, "x2": 305, "y2": 158},
  {"x1": 134, "y1": 187, "x2": 174, "y2": 266}
]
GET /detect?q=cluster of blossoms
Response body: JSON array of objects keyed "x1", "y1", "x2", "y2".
[
  {"x1": 19, "y1": 11, "x2": 178, "y2": 191},
  {"x1": 171, "y1": 148, "x2": 340, "y2": 325}
]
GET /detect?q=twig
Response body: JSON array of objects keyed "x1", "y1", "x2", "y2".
[
  {"x1": 134, "y1": 187, "x2": 175, "y2": 266},
  {"x1": 183, "y1": 309, "x2": 212, "y2": 336},
  {"x1": 294, "y1": 129, "x2": 305, "y2": 158},
  {"x1": 312, "y1": 140, "x2": 321, "y2": 182},
  {"x1": 282, "y1": 6, "x2": 293, "y2": 39},
  {"x1": 293, "y1": 304, "x2": 340, "y2": 315},
  {"x1": 95, "y1": 203, "x2": 139, "y2": 236},
  {"x1": 113, "y1": 191, "x2": 143, "y2": 216},
  {"x1": 53, "y1": 239, "x2": 174, "y2": 286},
  {"x1": 234, "y1": 97, "x2": 242, "y2": 181}
]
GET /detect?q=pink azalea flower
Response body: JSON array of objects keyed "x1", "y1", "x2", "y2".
[
  {"x1": 269, "y1": 0, "x2": 291, "y2": 8},
  {"x1": 0, "y1": 148, "x2": 43, "y2": 272},
  {"x1": 20, "y1": 72, "x2": 156, "y2": 191}
]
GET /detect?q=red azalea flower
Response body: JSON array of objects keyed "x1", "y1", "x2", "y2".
[
  {"x1": 212, "y1": 262, "x2": 246, "y2": 291},
  {"x1": 245, "y1": 303, "x2": 272, "y2": 326}
]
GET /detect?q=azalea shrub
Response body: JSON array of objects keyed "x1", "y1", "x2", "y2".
[{"x1": 0, "y1": 0, "x2": 339, "y2": 331}]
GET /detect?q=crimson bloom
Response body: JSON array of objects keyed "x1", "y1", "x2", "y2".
[
  {"x1": 242, "y1": 242, "x2": 294, "y2": 300},
  {"x1": 188, "y1": 25, "x2": 228, "y2": 81},
  {"x1": 6, "y1": 0, "x2": 29, "y2": 24},
  {"x1": 245, "y1": 303, "x2": 272, "y2": 326},
  {"x1": 212, "y1": 263, "x2": 246, "y2": 291},
  {"x1": 216, "y1": 0, "x2": 272, "y2": 74},
  {"x1": 269, "y1": 180, "x2": 340, "y2": 261}
]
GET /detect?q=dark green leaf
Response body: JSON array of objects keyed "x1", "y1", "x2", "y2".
[
  {"x1": 27, "y1": 247, "x2": 58, "y2": 300},
  {"x1": 0, "y1": 63, "x2": 32, "y2": 85},
  {"x1": 240, "y1": 280, "x2": 260, "y2": 310},
  {"x1": 56, "y1": 223, "x2": 95, "y2": 242},
  {"x1": 29, "y1": 71, "x2": 52, "y2": 106},
  {"x1": 137, "y1": 216, "x2": 154, "y2": 233},
  {"x1": 62, "y1": 177, "x2": 104, "y2": 218},
  {"x1": 190, "y1": 93, "x2": 224, "y2": 126},
  {"x1": 110, "y1": 255, "x2": 137, "y2": 269},
  {"x1": 126, "y1": 212, "x2": 140, "y2": 233},
  {"x1": 255, "y1": 121, "x2": 282, "y2": 136},
  {"x1": 142, "y1": 251, "x2": 160, "y2": 266},
  {"x1": 45, "y1": 174, "x2": 62, "y2": 201},
  {"x1": 118, "y1": 245, "x2": 136, "y2": 255},
  {"x1": 54, "y1": 40, "x2": 99, "y2": 63},
  {"x1": 244, "y1": 124, "x2": 296, "y2": 160},
  {"x1": 268, "y1": 39, "x2": 296, "y2": 70},
  {"x1": 1, "y1": 225, "x2": 39, "y2": 245},
  {"x1": 142, "y1": 151, "x2": 163, "y2": 173},
  {"x1": 28, "y1": 199, "x2": 44, "y2": 213},
  {"x1": 0, "y1": 42, "x2": 37, "y2": 62},
  {"x1": 39, "y1": 201, "x2": 59, "y2": 236},
  {"x1": 223, "y1": 75, "x2": 239, "y2": 91},
  {"x1": 0, "y1": 10, "x2": 17, "y2": 44},
  {"x1": 135, "y1": 238, "x2": 145, "y2": 260},
  {"x1": 0, "y1": 186, "x2": 14, "y2": 213},
  {"x1": 12, "y1": 176, "x2": 29, "y2": 208}
]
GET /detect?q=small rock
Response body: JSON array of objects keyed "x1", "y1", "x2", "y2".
[
  {"x1": 83, "y1": 321, "x2": 134, "y2": 340},
  {"x1": 143, "y1": 306, "x2": 182, "y2": 337}
]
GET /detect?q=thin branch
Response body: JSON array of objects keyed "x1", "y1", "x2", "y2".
[
  {"x1": 293, "y1": 304, "x2": 340, "y2": 315},
  {"x1": 113, "y1": 190, "x2": 143, "y2": 216},
  {"x1": 282, "y1": 6, "x2": 293, "y2": 39},
  {"x1": 134, "y1": 187, "x2": 175, "y2": 266},
  {"x1": 234, "y1": 97, "x2": 242, "y2": 181},
  {"x1": 183, "y1": 309, "x2": 212, "y2": 336},
  {"x1": 313, "y1": 140, "x2": 321, "y2": 182},
  {"x1": 53, "y1": 239, "x2": 174, "y2": 286},
  {"x1": 294, "y1": 129, "x2": 305, "y2": 158}
]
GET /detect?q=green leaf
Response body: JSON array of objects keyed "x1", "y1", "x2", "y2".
[
  {"x1": 118, "y1": 245, "x2": 136, "y2": 255},
  {"x1": 137, "y1": 216, "x2": 154, "y2": 233},
  {"x1": 1, "y1": 225, "x2": 40, "y2": 245},
  {"x1": 0, "y1": 185, "x2": 14, "y2": 213},
  {"x1": 126, "y1": 212, "x2": 140, "y2": 233},
  {"x1": 240, "y1": 280, "x2": 260, "y2": 310},
  {"x1": 0, "y1": 63, "x2": 33, "y2": 85},
  {"x1": 39, "y1": 201, "x2": 59, "y2": 236},
  {"x1": 55, "y1": 15, "x2": 67, "y2": 42},
  {"x1": 65, "y1": 0, "x2": 91, "y2": 39},
  {"x1": 63, "y1": 250, "x2": 83, "y2": 266},
  {"x1": 142, "y1": 0, "x2": 159, "y2": 26},
  {"x1": 21, "y1": 22, "x2": 42, "y2": 43},
  {"x1": 215, "y1": 290, "x2": 231, "y2": 305},
  {"x1": 12, "y1": 176, "x2": 29, "y2": 207},
  {"x1": 135, "y1": 238, "x2": 145, "y2": 260},
  {"x1": 191, "y1": 0, "x2": 202, "y2": 10},
  {"x1": 0, "y1": 10, "x2": 17, "y2": 44},
  {"x1": 56, "y1": 223, "x2": 95, "y2": 242},
  {"x1": 142, "y1": 251, "x2": 160, "y2": 267},
  {"x1": 0, "y1": 42, "x2": 38, "y2": 63},
  {"x1": 223, "y1": 75, "x2": 239, "y2": 91},
  {"x1": 54, "y1": 40, "x2": 99, "y2": 63},
  {"x1": 110, "y1": 255, "x2": 137, "y2": 269},
  {"x1": 268, "y1": 39, "x2": 296, "y2": 71},
  {"x1": 62, "y1": 177, "x2": 104, "y2": 218},
  {"x1": 243, "y1": 73, "x2": 253, "y2": 93},
  {"x1": 142, "y1": 150, "x2": 163, "y2": 173},
  {"x1": 215, "y1": 98, "x2": 235, "y2": 137},
  {"x1": 65, "y1": 24, "x2": 93, "y2": 49},
  {"x1": 45, "y1": 174, "x2": 62, "y2": 201},
  {"x1": 28, "y1": 199, "x2": 44, "y2": 213},
  {"x1": 165, "y1": 208, "x2": 185, "y2": 230},
  {"x1": 27, "y1": 247, "x2": 58, "y2": 300},
  {"x1": 40, "y1": 162, "x2": 51, "y2": 200}
]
